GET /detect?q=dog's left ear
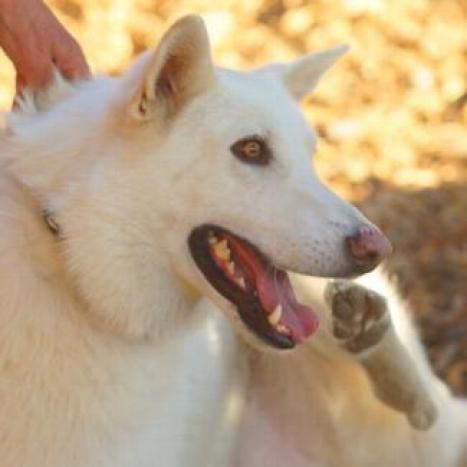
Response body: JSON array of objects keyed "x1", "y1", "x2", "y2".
[
  {"x1": 128, "y1": 15, "x2": 215, "y2": 121},
  {"x1": 280, "y1": 45, "x2": 349, "y2": 100}
]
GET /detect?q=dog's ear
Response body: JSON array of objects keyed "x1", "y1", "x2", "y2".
[
  {"x1": 281, "y1": 45, "x2": 349, "y2": 100},
  {"x1": 128, "y1": 15, "x2": 215, "y2": 121}
]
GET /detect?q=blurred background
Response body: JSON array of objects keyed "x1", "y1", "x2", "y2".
[{"x1": 0, "y1": 0, "x2": 466, "y2": 393}]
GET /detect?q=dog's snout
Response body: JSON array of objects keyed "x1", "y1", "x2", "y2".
[{"x1": 346, "y1": 226, "x2": 392, "y2": 271}]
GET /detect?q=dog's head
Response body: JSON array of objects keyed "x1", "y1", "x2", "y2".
[{"x1": 4, "y1": 15, "x2": 391, "y2": 349}]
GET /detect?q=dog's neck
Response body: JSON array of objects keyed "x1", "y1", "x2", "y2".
[
  {"x1": 3, "y1": 111, "x2": 202, "y2": 345},
  {"x1": 4, "y1": 123, "x2": 201, "y2": 346},
  {"x1": 37, "y1": 196, "x2": 201, "y2": 345},
  {"x1": 71, "y1": 229, "x2": 200, "y2": 343}
]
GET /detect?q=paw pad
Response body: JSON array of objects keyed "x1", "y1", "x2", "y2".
[{"x1": 325, "y1": 280, "x2": 390, "y2": 353}]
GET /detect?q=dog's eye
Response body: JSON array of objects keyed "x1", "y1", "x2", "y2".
[{"x1": 230, "y1": 137, "x2": 271, "y2": 165}]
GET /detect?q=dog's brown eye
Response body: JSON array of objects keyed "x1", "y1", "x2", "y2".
[{"x1": 230, "y1": 137, "x2": 271, "y2": 165}]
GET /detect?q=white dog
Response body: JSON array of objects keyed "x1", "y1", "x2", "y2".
[{"x1": 0, "y1": 14, "x2": 465, "y2": 467}]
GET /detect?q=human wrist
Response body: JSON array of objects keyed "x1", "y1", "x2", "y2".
[
  {"x1": 0, "y1": 0, "x2": 42, "y2": 21},
  {"x1": 0, "y1": 0, "x2": 19, "y2": 25},
  {"x1": 0, "y1": 0, "x2": 19, "y2": 13}
]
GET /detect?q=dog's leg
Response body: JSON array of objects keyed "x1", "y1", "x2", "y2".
[{"x1": 325, "y1": 280, "x2": 438, "y2": 430}]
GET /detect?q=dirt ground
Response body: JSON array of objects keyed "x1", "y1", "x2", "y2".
[{"x1": 0, "y1": 0, "x2": 466, "y2": 394}]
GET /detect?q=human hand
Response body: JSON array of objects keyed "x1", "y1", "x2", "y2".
[{"x1": 0, "y1": 0, "x2": 89, "y2": 97}]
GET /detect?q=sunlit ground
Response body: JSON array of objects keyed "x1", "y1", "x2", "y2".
[{"x1": 0, "y1": 0, "x2": 466, "y2": 393}]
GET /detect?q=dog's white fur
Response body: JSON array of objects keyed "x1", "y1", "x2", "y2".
[{"x1": 0, "y1": 15, "x2": 466, "y2": 467}]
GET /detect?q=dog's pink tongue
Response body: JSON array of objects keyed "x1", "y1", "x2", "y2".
[
  {"x1": 256, "y1": 269, "x2": 319, "y2": 343},
  {"x1": 227, "y1": 236, "x2": 319, "y2": 344}
]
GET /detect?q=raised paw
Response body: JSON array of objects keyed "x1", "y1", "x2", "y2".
[
  {"x1": 407, "y1": 397, "x2": 438, "y2": 430},
  {"x1": 325, "y1": 280, "x2": 391, "y2": 353}
]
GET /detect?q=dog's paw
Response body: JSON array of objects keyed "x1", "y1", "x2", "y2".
[{"x1": 325, "y1": 280, "x2": 391, "y2": 353}]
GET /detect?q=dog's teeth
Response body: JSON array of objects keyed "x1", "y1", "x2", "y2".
[
  {"x1": 276, "y1": 324, "x2": 291, "y2": 336},
  {"x1": 208, "y1": 234, "x2": 217, "y2": 245},
  {"x1": 214, "y1": 239, "x2": 231, "y2": 260},
  {"x1": 227, "y1": 261, "x2": 235, "y2": 275},
  {"x1": 268, "y1": 305, "x2": 282, "y2": 326},
  {"x1": 236, "y1": 277, "x2": 246, "y2": 290}
]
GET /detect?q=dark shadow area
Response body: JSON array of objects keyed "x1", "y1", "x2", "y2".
[{"x1": 356, "y1": 179, "x2": 467, "y2": 396}]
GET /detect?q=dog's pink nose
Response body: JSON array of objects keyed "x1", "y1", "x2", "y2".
[{"x1": 346, "y1": 226, "x2": 392, "y2": 270}]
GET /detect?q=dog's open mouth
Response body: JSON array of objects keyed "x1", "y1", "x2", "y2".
[{"x1": 188, "y1": 225, "x2": 319, "y2": 349}]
